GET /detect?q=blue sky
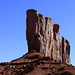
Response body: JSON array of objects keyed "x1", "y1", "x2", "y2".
[{"x1": 0, "y1": 0, "x2": 75, "y2": 65}]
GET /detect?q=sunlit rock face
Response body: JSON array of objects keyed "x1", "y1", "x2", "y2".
[
  {"x1": 53, "y1": 24, "x2": 62, "y2": 62},
  {"x1": 26, "y1": 9, "x2": 70, "y2": 64}
]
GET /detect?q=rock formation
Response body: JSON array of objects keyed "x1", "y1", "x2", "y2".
[
  {"x1": 62, "y1": 37, "x2": 70, "y2": 64},
  {"x1": 26, "y1": 9, "x2": 70, "y2": 64},
  {"x1": 0, "y1": 9, "x2": 74, "y2": 75}
]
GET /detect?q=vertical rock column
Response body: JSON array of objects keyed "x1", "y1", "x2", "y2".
[
  {"x1": 37, "y1": 14, "x2": 46, "y2": 55},
  {"x1": 26, "y1": 9, "x2": 39, "y2": 52},
  {"x1": 53, "y1": 24, "x2": 62, "y2": 62},
  {"x1": 58, "y1": 38, "x2": 62, "y2": 62},
  {"x1": 62, "y1": 37, "x2": 70, "y2": 64},
  {"x1": 26, "y1": 9, "x2": 54, "y2": 57},
  {"x1": 45, "y1": 17, "x2": 53, "y2": 58}
]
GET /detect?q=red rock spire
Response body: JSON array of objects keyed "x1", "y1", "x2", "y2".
[{"x1": 26, "y1": 9, "x2": 70, "y2": 64}]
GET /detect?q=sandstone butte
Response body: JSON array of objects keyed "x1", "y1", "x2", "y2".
[{"x1": 0, "y1": 9, "x2": 75, "y2": 75}]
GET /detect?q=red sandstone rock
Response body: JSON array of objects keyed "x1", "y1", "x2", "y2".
[
  {"x1": 62, "y1": 37, "x2": 70, "y2": 64},
  {"x1": 0, "y1": 51, "x2": 74, "y2": 75},
  {"x1": 0, "y1": 9, "x2": 73, "y2": 75},
  {"x1": 26, "y1": 9, "x2": 70, "y2": 64}
]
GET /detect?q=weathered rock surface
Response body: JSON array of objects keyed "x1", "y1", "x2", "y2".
[
  {"x1": 0, "y1": 51, "x2": 75, "y2": 75},
  {"x1": 26, "y1": 9, "x2": 70, "y2": 64},
  {"x1": 0, "y1": 9, "x2": 73, "y2": 75},
  {"x1": 62, "y1": 37, "x2": 70, "y2": 64}
]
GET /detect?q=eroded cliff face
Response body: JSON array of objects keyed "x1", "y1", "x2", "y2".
[
  {"x1": 26, "y1": 9, "x2": 70, "y2": 64},
  {"x1": 0, "y1": 9, "x2": 73, "y2": 75}
]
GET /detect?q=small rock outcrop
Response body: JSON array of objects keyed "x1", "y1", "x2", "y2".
[{"x1": 26, "y1": 9, "x2": 70, "y2": 64}]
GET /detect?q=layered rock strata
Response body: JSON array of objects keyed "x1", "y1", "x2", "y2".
[
  {"x1": 0, "y1": 51, "x2": 75, "y2": 75},
  {"x1": 26, "y1": 9, "x2": 70, "y2": 64}
]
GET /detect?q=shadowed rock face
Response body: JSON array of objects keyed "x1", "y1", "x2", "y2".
[
  {"x1": 62, "y1": 37, "x2": 70, "y2": 64},
  {"x1": 26, "y1": 9, "x2": 70, "y2": 64}
]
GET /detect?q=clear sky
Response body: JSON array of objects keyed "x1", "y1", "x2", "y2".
[{"x1": 0, "y1": 0, "x2": 75, "y2": 66}]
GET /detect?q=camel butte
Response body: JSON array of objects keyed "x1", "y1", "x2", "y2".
[{"x1": 0, "y1": 9, "x2": 75, "y2": 75}]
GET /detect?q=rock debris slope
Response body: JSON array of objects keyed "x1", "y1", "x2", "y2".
[{"x1": 0, "y1": 9, "x2": 75, "y2": 75}]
